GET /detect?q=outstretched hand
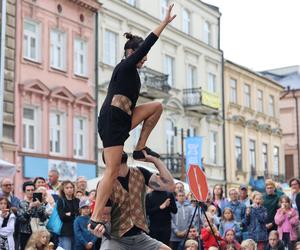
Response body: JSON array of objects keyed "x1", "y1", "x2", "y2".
[{"x1": 163, "y1": 3, "x2": 176, "y2": 25}]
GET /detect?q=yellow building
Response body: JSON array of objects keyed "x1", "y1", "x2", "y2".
[{"x1": 224, "y1": 60, "x2": 285, "y2": 189}]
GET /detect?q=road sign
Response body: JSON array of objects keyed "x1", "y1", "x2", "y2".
[{"x1": 187, "y1": 164, "x2": 209, "y2": 202}]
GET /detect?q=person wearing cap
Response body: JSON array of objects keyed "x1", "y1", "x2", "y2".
[
  {"x1": 239, "y1": 185, "x2": 251, "y2": 208},
  {"x1": 73, "y1": 199, "x2": 97, "y2": 250},
  {"x1": 89, "y1": 150, "x2": 175, "y2": 250}
]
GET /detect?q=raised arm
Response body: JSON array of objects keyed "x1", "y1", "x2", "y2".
[
  {"x1": 144, "y1": 152, "x2": 175, "y2": 192},
  {"x1": 153, "y1": 3, "x2": 176, "y2": 37}
]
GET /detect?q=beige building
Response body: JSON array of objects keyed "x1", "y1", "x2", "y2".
[
  {"x1": 97, "y1": 0, "x2": 224, "y2": 186},
  {"x1": 224, "y1": 60, "x2": 285, "y2": 189}
]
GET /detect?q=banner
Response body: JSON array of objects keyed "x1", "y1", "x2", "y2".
[{"x1": 185, "y1": 136, "x2": 203, "y2": 172}]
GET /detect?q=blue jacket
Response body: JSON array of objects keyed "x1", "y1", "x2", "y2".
[
  {"x1": 224, "y1": 201, "x2": 246, "y2": 225},
  {"x1": 219, "y1": 220, "x2": 241, "y2": 239},
  {"x1": 73, "y1": 215, "x2": 97, "y2": 250},
  {"x1": 246, "y1": 206, "x2": 268, "y2": 242}
]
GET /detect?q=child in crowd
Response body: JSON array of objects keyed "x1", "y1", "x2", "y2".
[
  {"x1": 245, "y1": 192, "x2": 267, "y2": 250},
  {"x1": 73, "y1": 199, "x2": 97, "y2": 250},
  {"x1": 220, "y1": 229, "x2": 241, "y2": 250},
  {"x1": 184, "y1": 239, "x2": 198, "y2": 250},
  {"x1": 274, "y1": 195, "x2": 299, "y2": 250},
  {"x1": 207, "y1": 205, "x2": 220, "y2": 228},
  {"x1": 219, "y1": 208, "x2": 241, "y2": 240},
  {"x1": 240, "y1": 239, "x2": 257, "y2": 250},
  {"x1": 25, "y1": 229, "x2": 51, "y2": 250},
  {"x1": 0, "y1": 197, "x2": 15, "y2": 250},
  {"x1": 265, "y1": 230, "x2": 285, "y2": 250},
  {"x1": 201, "y1": 213, "x2": 222, "y2": 250}
]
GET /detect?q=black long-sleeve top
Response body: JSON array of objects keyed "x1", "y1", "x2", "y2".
[
  {"x1": 146, "y1": 191, "x2": 177, "y2": 229},
  {"x1": 100, "y1": 32, "x2": 158, "y2": 116}
]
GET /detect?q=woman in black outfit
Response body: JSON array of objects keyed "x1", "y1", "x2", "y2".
[
  {"x1": 57, "y1": 180, "x2": 79, "y2": 250},
  {"x1": 91, "y1": 4, "x2": 176, "y2": 231}
]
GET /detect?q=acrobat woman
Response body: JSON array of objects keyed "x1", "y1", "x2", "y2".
[{"x1": 91, "y1": 4, "x2": 176, "y2": 231}]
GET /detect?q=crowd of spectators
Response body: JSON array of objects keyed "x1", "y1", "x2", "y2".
[{"x1": 1, "y1": 171, "x2": 300, "y2": 250}]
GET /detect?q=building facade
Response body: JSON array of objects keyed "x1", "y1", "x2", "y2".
[
  {"x1": 224, "y1": 60, "x2": 285, "y2": 189},
  {"x1": 261, "y1": 66, "x2": 300, "y2": 180},
  {"x1": 13, "y1": 0, "x2": 100, "y2": 196},
  {"x1": 0, "y1": 0, "x2": 17, "y2": 165},
  {"x1": 97, "y1": 0, "x2": 224, "y2": 186}
]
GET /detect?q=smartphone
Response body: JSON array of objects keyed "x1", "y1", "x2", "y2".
[{"x1": 33, "y1": 192, "x2": 43, "y2": 202}]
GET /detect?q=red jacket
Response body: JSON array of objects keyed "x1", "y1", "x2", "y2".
[
  {"x1": 201, "y1": 228, "x2": 222, "y2": 250},
  {"x1": 220, "y1": 240, "x2": 241, "y2": 250}
]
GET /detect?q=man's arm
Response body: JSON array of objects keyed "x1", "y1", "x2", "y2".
[{"x1": 144, "y1": 152, "x2": 175, "y2": 192}]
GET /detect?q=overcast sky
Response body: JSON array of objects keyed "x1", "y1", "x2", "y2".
[{"x1": 203, "y1": 0, "x2": 300, "y2": 71}]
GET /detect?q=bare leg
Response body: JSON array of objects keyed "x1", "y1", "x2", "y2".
[
  {"x1": 91, "y1": 146, "x2": 123, "y2": 221},
  {"x1": 131, "y1": 101, "x2": 163, "y2": 150}
]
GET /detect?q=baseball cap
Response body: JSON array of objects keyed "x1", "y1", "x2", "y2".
[
  {"x1": 79, "y1": 199, "x2": 90, "y2": 209},
  {"x1": 240, "y1": 184, "x2": 247, "y2": 190}
]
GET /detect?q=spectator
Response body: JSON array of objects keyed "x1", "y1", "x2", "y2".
[
  {"x1": 0, "y1": 197, "x2": 15, "y2": 249},
  {"x1": 201, "y1": 213, "x2": 222, "y2": 250},
  {"x1": 76, "y1": 190, "x2": 84, "y2": 200},
  {"x1": 18, "y1": 181, "x2": 48, "y2": 250},
  {"x1": 88, "y1": 190, "x2": 96, "y2": 201},
  {"x1": 73, "y1": 199, "x2": 97, "y2": 250},
  {"x1": 207, "y1": 205, "x2": 220, "y2": 227},
  {"x1": 265, "y1": 230, "x2": 285, "y2": 250},
  {"x1": 25, "y1": 229, "x2": 51, "y2": 250},
  {"x1": 274, "y1": 195, "x2": 299, "y2": 249},
  {"x1": 35, "y1": 186, "x2": 55, "y2": 216},
  {"x1": 57, "y1": 180, "x2": 79, "y2": 250},
  {"x1": 0, "y1": 177, "x2": 20, "y2": 213},
  {"x1": 295, "y1": 241, "x2": 300, "y2": 250},
  {"x1": 184, "y1": 239, "x2": 198, "y2": 250},
  {"x1": 226, "y1": 188, "x2": 246, "y2": 227},
  {"x1": 175, "y1": 182, "x2": 185, "y2": 196},
  {"x1": 76, "y1": 176, "x2": 88, "y2": 196},
  {"x1": 219, "y1": 208, "x2": 241, "y2": 241},
  {"x1": 245, "y1": 192, "x2": 267, "y2": 250},
  {"x1": 263, "y1": 179, "x2": 283, "y2": 232},
  {"x1": 212, "y1": 184, "x2": 227, "y2": 217},
  {"x1": 240, "y1": 239, "x2": 257, "y2": 250},
  {"x1": 178, "y1": 225, "x2": 200, "y2": 250},
  {"x1": 33, "y1": 177, "x2": 46, "y2": 189},
  {"x1": 289, "y1": 178, "x2": 300, "y2": 210},
  {"x1": 170, "y1": 191, "x2": 194, "y2": 250},
  {"x1": 220, "y1": 229, "x2": 241, "y2": 250},
  {"x1": 146, "y1": 190, "x2": 177, "y2": 245},
  {"x1": 47, "y1": 169, "x2": 60, "y2": 202},
  {"x1": 239, "y1": 185, "x2": 251, "y2": 208}
]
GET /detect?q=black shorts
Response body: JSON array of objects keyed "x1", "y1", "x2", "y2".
[{"x1": 98, "y1": 106, "x2": 132, "y2": 148}]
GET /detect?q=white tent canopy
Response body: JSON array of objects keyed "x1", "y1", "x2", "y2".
[{"x1": 0, "y1": 159, "x2": 16, "y2": 178}]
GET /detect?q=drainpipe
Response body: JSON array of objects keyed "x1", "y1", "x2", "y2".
[
  {"x1": 94, "y1": 11, "x2": 99, "y2": 176},
  {"x1": 292, "y1": 89, "x2": 300, "y2": 177},
  {"x1": 0, "y1": 0, "x2": 7, "y2": 157}
]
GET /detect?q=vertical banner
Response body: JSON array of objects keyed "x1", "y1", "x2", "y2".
[{"x1": 185, "y1": 136, "x2": 203, "y2": 172}]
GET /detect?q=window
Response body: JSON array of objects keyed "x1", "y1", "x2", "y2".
[
  {"x1": 230, "y1": 78, "x2": 237, "y2": 103},
  {"x1": 73, "y1": 117, "x2": 87, "y2": 158},
  {"x1": 244, "y1": 84, "x2": 251, "y2": 108},
  {"x1": 203, "y1": 21, "x2": 212, "y2": 45},
  {"x1": 74, "y1": 38, "x2": 88, "y2": 77},
  {"x1": 182, "y1": 9, "x2": 191, "y2": 34},
  {"x1": 104, "y1": 30, "x2": 118, "y2": 66},
  {"x1": 50, "y1": 112, "x2": 65, "y2": 154},
  {"x1": 262, "y1": 143, "x2": 268, "y2": 172},
  {"x1": 273, "y1": 146, "x2": 279, "y2": 175},
  {"x1": 210, "y1": 131, "x2": 217, "y2": 164},
  {"x1": 166, "y1": 119, "x2": 175, "y2": 155},
  {"x1": 257, "y1": 90, "x2": 263, "y2": 112},
  {"x1": 23, "y1": 107, "x2": 37, "y2": 151},
  {"x1": 161, "y1": 0, "x2": 169, "y2": 20},
  {"x1": 127, "y1": 0, "x2": 136, "y2": 6},
  {"x1": 164, "y1": 55, "x2": 175, "y2": 87},
  {"x1": 132, "y1": 124, "x2": 142, "y2": 148},
  {"x1": 249, "y1": 140, "x2": 256, "y2": 172},
  {"x1": 50, "y1": 30, "x2": 66, "y2": 70},
  {"x1": 187, "y1": 65, "x2": 197, "y2": 89},
  {"x1": 23, "y1": 20, "x2": 40, "y2": 61},
  {"x1": 269, "y1": 95, "x2": 275, "y2": 117},
  {"x1": 188, "y1": 127, "x2": 197, "y2": 137},
  {"x1": 208, "y1": 73, "x2": 216, "y2": 93},
  {"x1": 235, "y1": 136, "x2": 242, "y2": 170}
]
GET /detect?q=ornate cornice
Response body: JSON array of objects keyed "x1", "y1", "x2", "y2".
[
  {"x1": 68, "y1": 0, "x2": 101, "y2": 12},
  {"x1": 245, "y1": 119, "x2": 259, "y2": 130},
  {"x1": 258, "y1": 124, "x2": 272, "y2": 134},
  {"x1": 271, "y1": 128, "x2": 283, "y2": 137},
  {"x1": 230, "y1": 115, "x2": 246, "y2": 127}
]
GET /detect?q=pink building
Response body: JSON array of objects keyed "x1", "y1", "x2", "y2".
[{"x1": 12, "y1": 0, "x2": 101, "y2": 196}]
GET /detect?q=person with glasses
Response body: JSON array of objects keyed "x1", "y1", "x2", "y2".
[
  {"x1": 17, "y1": 181, "x2": 48, "y2": 250},
  {"x1": 0, "y1": 178, "x2": 20, "y2": 214}
]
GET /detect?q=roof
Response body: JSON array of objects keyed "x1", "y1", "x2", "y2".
[{"x1": 199, "y1": 0, "x2": 220, "y2": 12}]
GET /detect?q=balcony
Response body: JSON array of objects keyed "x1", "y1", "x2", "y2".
[
  {"x1": 139, "y1": 67, "x2": 171, "y2": 99},
  {"x1": 254, "y1": 170, "x2": 285, "y2": 183},
  {"x1": 160, "y1": 153, "x2": 183, "y2": 178},
  {"x1": 182, "y1": 87, "x2": 220, "y2": 114}
]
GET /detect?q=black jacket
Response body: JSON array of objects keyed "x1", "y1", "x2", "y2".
[{"x1": 265, "y1": 240, "x2": 285, "y2": 250}]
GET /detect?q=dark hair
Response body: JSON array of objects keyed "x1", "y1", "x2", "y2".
[
  {"x1": 33, "y1": 177, "x2": 46, "y2": 186},
  {"x1": 59, "y1": 180, "x2": 75, "y2": 199},
  {"x1": 123, "y1": 32, "x2": 144, "y2": 55},
  {"x1": 22, "y1": 181, "x2": 35, "y2": 192},
  {"x1": 102, "y1": 151, "x2": 128, "y2": 165},
  {"x1": 289, "y1": 177, "x2": 300, "y2": 187},
  {"x1": 279, "y1": 195, "x2": 291, "y2": 206},
  {"x1": 0, "y1": 197, "x2": 11, "y2": 209},
  {"x1": 212, "y1": 184, "x2": 224, "y2": 201}
]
